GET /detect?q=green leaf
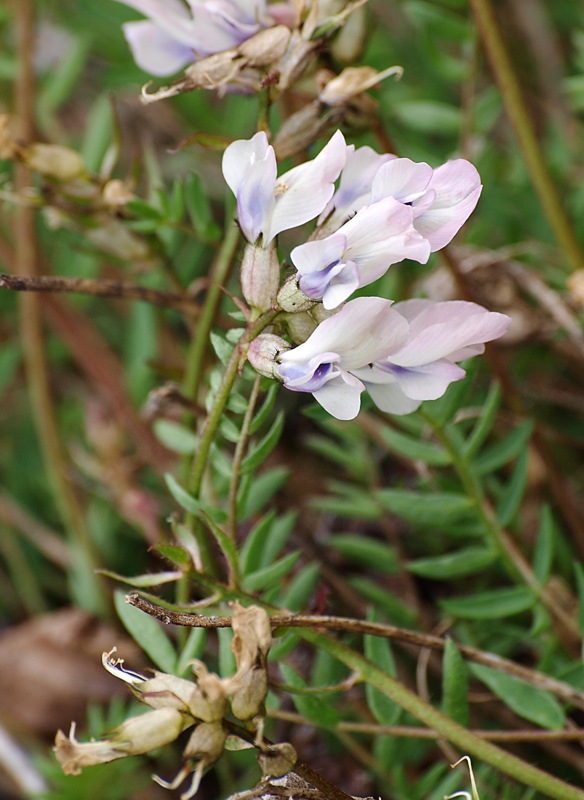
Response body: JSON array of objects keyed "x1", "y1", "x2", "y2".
[
  {"x1": 391, "y1": 100, "x2": 461, "y2": 135},
  {"x1": 533, "y1": 506, "x2": 555, "y2": 584},
  {"x1": 114, "y1": 590, "x2": 176, "y2": 673},
  {"x1": 474, "y1": 420, "x2": 534, "y2": 475},
  {"x1": 165, "y1": 473, "x2": 227, "y2": 524},
  {"x1": 250, "y1": 383, "x2": 279, "y2": 434},
  {"x1": 210, "y1": 331, "x2": 234, "y2": 366},
  {"x1": 219, "y1": 415, "x2": 241, "y2": 443},
  {"x1": 237, "y1": 466, "x2": 289, "y2": 521},
  {"x1": 349, "y1": 578, "x2": 417, "y2": 627},
  {"x1": 176, "y1": 627, "x2": 207, "y2": 675},
  {"x1": 243, "y1": 551, "x2": 301, "y2": 592},
  {"x1": 240, "y1": 511, "x2": 276, "y2": 575},
  {"x1": 327, "y1": 534, "x2": 398, "y2": 574},
  {"x1": 440, "y1": 586, "x2": 536, "y2": 620},
  {"x1": 241, "y1": 411, "x2": 284, "y2": 473},
  {"x1": 364, "y1": 624, "x2": 400, "y2": 725},
  {"x1": 279, "y1": 664, "x2": 340, "y2": 728},
  {"x1": 0, "y1": 342, "x2": 21, "y2": 400},
  {"x1": 311, "y1": 482, "x2": 382, "y2": 520},
  {"x1": 281, "y1": 563, "x2": 320, "y2": 612},
  {"x1": 152, "y1": 544, "x2": 191, "y2": 567},
  {"x1": 376, "y1": 489, "x2": 476, "y2": 528},
  {"x1": 375, "y1": 423, "x2": 451, "y2": 466},
  {"x1": 442, "y1": 639, "x2": 469, "y2": 726},
  {"x1": 153, "y1": 420, "x2": 197, "y2": 454},
  {"x1": 408, "y1": 546, "x2": 497, "y2": 580},
  {"x1": 100, "y1": 569, "x2": 183, "y2": 588},
  {"x1": 463, "y1": 382, "x2": 502, "y2": 459},
  {"x1": 496, "y1": 448, "x2": 528, "y2": 526},
  {"x1": 218, "y1": 627, "x2": 235, "y2": 679},
  {"x1": 470, "y1": 664, "x2": 565, "y2": 730}
]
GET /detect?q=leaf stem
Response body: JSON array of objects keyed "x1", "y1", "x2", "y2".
[{"x1": 469, "y1": 0, "x2": 584, "y2": 272}]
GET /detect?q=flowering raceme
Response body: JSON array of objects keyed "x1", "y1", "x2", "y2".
[
  {"x1": 292, "y1": 149, "x2": 483, "y2": 308},
  {"x1": 115, "y1": 0, "x2": 295, "y2": 76},
  {"x1": 249, "y1": 298, "x2": 510, "y2": 420}
]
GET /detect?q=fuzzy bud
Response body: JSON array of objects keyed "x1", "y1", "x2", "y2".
[
  {"x1": 281, "y1": 311, "x2": 318, "y2": 344},
  {"x1": 238, "y1": 25, "x2": 291, "y2": 67},
  {"x1": 318, "y1": 65, "x2": 403, "y2": 106},
  {"x1": 189, "y1": 662, "x2": 229, "y2": 722},
  {"x1": 54, "y1": 709, "x2": 189, "y2": 775},
  {"x1": 241, "y1": 242, "x2": 281, "y2": 313},
  {"x1": 277, "y1": 275, "x2": 317, "y2": 313},
  {"x1": 183, "y1": 721, "x2": 227, "y2": 764},
  {"x1": 23, "y1": 143, "x2": 85, "y2": 181},
  {"x1": 247, "y1": 334, "x2": 291, "y2": 379},
  {"x1": 257, "y1": 742, "x2": 297, "y2": 778}
]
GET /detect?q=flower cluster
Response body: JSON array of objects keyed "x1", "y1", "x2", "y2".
[
  {"x1": 114, "y1": 0, "x2": 296, "y2": 76},
  {"x1": 223, "y1": 130, "x2": 510, "y2": 419},
  {"x1": 54, "y1": 605, "x2": 289, "y2": 800}
]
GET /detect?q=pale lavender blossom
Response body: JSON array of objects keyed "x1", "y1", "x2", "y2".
[
  {"x1": 354, "y1": 300, "x2": 511, "y2": 415},
  {"x1": 321, "y1": 146, "x2": 482, "y2": 252},
  {"x1": 222, "y1": 130, "x2": 347, "y2": 246},
  {"x1": 276, "y1": 298, "x2": 510, "y2": 420},
  {"x1": 116, "y1": 0, "x2": 295, "y2": 76},
  {"x1": 277, "y1": 297, "x2": 410, "y2": 420},
  {"x1": 370, "y1": 157, "x2": 483, "y2": 251},
  {"x1": 291, "y1": 197, "x2": 431, "y2": 310}
]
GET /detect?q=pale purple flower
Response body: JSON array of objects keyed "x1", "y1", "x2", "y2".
[
  {"x1": 276, "y1": 298, "x2": 510, "y2": 420},
  {"x1": 116, "y1": 0, "x2": 294, "y2": 76},
  {"x1": 222, "y1": 130, "x2": 347, "y2": 246},
  {"x1": 321, "y1": 146, "x2": 482, "y2": 252},
  {"x1": 318, "y1": 145, "x2": 395, "y2": 229},
  {"x1": 277, "y1": 297, "x2": 410, "y2": 420},
  {"x1": 370, "y1": 157, "x2": 482, "y2": 251},
  {"x1": 354, "y1": 300, "x2": 511, "y2": 415},
  {"x1": 291, "y1": 197, "x2": 431, "y2": 310}
]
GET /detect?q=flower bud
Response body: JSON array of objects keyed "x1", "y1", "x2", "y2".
[
  {"x1": 247, "y1": 334, "x2": 291, "y2": 379},
  {"x1": 54, "y1": 709, "x2": 189, "y2": 775},
  {"x1": 23, "y1": 143, "x2": 85, "y2": 181},
  {"x1": 318, "y1": 65, "x2": 403, "y2": 107},
  {"x1": 241, "y1": 242, "x2": 281, "y2": 313},
  {"x1": 257, "y1": 742, "x2": 297, "y2": 778},
  {"x1": 330, "y1": 3, "x2": 367, "y2": 64},
  {"x1": 230, "y1": 665, "x2": 268, "y2": 721},
  {"x1": 281, "y1": 311, "x2": 318, "y2": 344},
  {"x1": 189, "y1": 661, "x2": 229, "y2": 722},
  {"x1": 277, "y1": 275, "x2": 317, "y2": 313},
  {"x1": 102, "y1": 179, "x2": 135, "y2": 208},
  {"x1": 183, "y1": 720, "x2": 227, "y2": 763},
  {"x1": 237, "y1": 25, "x2": 291, "y2": 67}
]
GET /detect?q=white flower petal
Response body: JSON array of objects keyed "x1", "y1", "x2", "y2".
[
  {"x1": 389, "y1": 360, "x2": 466, "y2": 400},
  {"x1": 264, "y1": 130, "x2": 347, "y2": 242},
  {"x1": 365, "y1": 379, "x2": 422, "y2": 415},
  {"x1": 371, "y1": 157, "x2": 433, "y2": 204},
  {"x1": 313, "y1": 373, "x2": 364, "y2": 420},
  {"x1": 122, "y1": 21, "x2": 195, "y2": 75}
]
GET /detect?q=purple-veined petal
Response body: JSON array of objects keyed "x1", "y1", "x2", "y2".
[
  {"x1": 279, "y1": 297, "x2": 410, "y2": 372},
  {"x1": 318, "y1": 264, "x2": 360, "y2": 310},
  {"x1": 320, "y1": 145, "x2": 394, "y2": 225},
  {"x1": 412, "y1": 160, "x2": 482, "y2": 251},
  {"x1": 122, "y1": 21, "x2": 195, "y2": 75},
  {"x1": 222, "y1": 133, "x2": 277, "y2": 242},
  {"x1": 381, "y1": 359, "x2": 466, "y2": 400},
  {"x1": 389, "y1": 301, "x2": 510, "y2": 366},
  {"x1": 188, "y1": 2, "x2": 261, "y2": 52},
  {"x1": 370, "y1": 157, "x2": 433, "y2": 205},
  {"x1": 291, "y1": 232, "x2": 347, "y2": 276},
  {"x1": 313, "y1": 372, "x2": 365, "y2": 420},
  {"x1": 278, "y1": 353, "x2": 339, "y2": 392},
  {"x1": 263, "y1": 130, "x2": 347, "y2": 243}
]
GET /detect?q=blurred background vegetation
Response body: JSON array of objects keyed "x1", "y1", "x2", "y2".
[{"x1": 2, "y1": 0, "x2": 584, "y2": 798}]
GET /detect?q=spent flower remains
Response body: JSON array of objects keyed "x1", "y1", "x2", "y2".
[{"x1": 232, "y1": 131, "x2": 509, "y2": 419}]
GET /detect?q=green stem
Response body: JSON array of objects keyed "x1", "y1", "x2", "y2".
[
  {"x1": 469, "y1": 0, "x2": 584, "y2": 272},
  {"x1": 423, "y1": 413, "x2": 580, "y2": 648},
  {"x1": 300, "y1": 628, "x2": 584, "y2": 800},
  {"x1": 187, "y1": 309, "x2": 279, "y2": 499},
  {"x1": 182, "y1": 220, "x2": 241, "y2": 403}
]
